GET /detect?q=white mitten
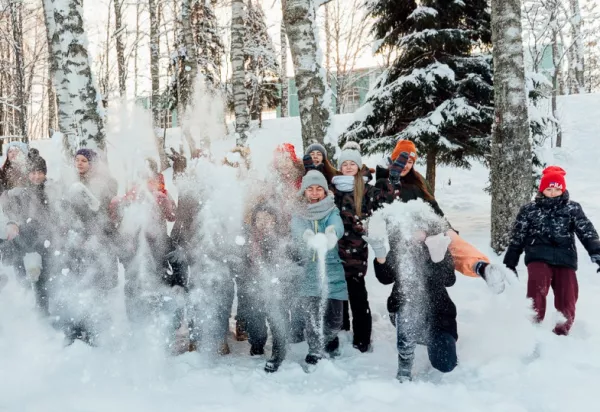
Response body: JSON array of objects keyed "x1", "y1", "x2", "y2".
[
  {"x1": 424, "y1": 233, "x2": 451, "y2": 263},
  {"x1": 303, "y1": 228, "x2": 315, "y2": 244},
  {"x1": 324, "y1": 225, "x2": 339, "y2": 250},
  {"x1": 23, "y1": 252, "x2": 43, "y2": 283}
]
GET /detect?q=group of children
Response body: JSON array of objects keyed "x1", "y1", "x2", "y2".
[{"x1": 0, "y1": 138, "x2": 598, "y2": 381}]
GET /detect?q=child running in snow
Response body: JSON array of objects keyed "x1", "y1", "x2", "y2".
[
  {"x1": 291, "y1": 170, "x2": 347, "y2": 367},
  {"x1": 504, "y1": 166, "x2": 600, "y2": 335}
]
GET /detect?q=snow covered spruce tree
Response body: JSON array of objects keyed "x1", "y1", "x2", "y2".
[
  {"x1": 231, "y1": 0, "x2": 250, "y2": 145},
  {"x1": 489, "y1": 0, "x2": 532, "y2": 253},
  {"x1": 240, "y1": 0, "x2": 280, "y2": 127},
  {"x1": 43, "y1": 0, "x2": 106, "y2": 154},
  {"x1": 284, "y1": 0, "x2": 332, "y2": 150},
  {"x1": 341, "y1": 0, "x2": 494, "y2": 192}
]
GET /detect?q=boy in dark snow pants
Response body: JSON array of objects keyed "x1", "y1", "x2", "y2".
[{"x1": 504, "y1": 166, "x2": 600, "y2": 335}]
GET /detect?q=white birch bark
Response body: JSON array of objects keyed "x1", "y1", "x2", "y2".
[
  {"x1": 283, "y1": 0, "x2": 331, "y2": 150},
  {"x1": 231, "y1": 0, "x2": 249, "y2": 145},
  {"x1": 569, "y1": 0, "x2": 585, "y2": 93},
  {"x1": 114, "y1": 0, "x2": 127, "y2": 98},
  {"x1": 43, "y1": 0, "x2": 106, "y2": 154},
  {"x1": 9, "y1": 0, "x2": 27, "y2": 141},
  {"x1": 490, "y1": 0, "x2": 533, "y2": 253}
]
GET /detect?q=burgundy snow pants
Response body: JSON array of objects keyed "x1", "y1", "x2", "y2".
[{"x1": 527, "y1": 262, "x2": 579, "y2": 335}]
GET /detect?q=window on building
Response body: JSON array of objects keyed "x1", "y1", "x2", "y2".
[
  {"x1": 341, "y1": 87, "x2": 361, "y2": 114},
  {"x1": 157, "y1": 109, "x2": 174, "y2": 129}
]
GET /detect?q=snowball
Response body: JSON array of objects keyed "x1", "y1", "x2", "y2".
[
  {"x1": 235, "y1": 236, "x2": 246, "y2": 246},
  {"x1": 44, "y1": 240, "x2": 51, "y2": 248}
]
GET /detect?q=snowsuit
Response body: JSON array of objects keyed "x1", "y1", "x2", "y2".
[
  {"x1": 333, "y1": 177, "x2": 396, "y2": 350},
  {"x1": 504, "y1": 191, "x2": 600, "y2": 335},
  {"x1": 291, "y1": 205, "x2": 347, "y2": 358},
  {"x1": 374, "y1": 235, "x2": 458, "y2": 378},
  {"x1": 110, "y1": 182, "x2": 177, "y2": 324}
]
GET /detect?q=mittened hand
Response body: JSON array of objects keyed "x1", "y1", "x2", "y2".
[
  {"x1": 303, "y1": 228, "x2": 315, "y2": 244},
  {"x1": 324, "y1": 225, "x2": 339, "y2": 250},
  {"x1": 389, "y1": 151, "x2": 410, "y2": 184},
  {"x1": 362, "y1": 235, "x2": 387, "y2": 259},
  {"x1": 424, "y1": 233, "x2": 451, "y2": 263},
  {"x1": 303, "y1": 154, "x2": 316, "y2": 171}
]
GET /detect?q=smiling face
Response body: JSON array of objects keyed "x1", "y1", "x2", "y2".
[
  {"x1": 401, "y1": 159, "x2": 414, "y2": 176},
  {"x1": 341, "y1": 160, "x2": 359, "y2": 176},
  {"x1": 310, "y1": 150, "x2": 324, "y2": 166},
  {"x1": 75, "y1": 155, "x2": 90, "y2": 175},
  {"x1": 305, "y1": 184, "x2": 326, "y2": 203},
  {"x1": 28, "y1": 170, "x2": 46, "y2": 185}
]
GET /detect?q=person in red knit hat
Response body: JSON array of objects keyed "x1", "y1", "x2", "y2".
[{"x1": 504, "y1": 166, "x2": 600, "y2": 335}]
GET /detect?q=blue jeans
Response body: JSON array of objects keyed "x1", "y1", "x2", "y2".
[{"x1": 395, "y1": 311, "x2": 457, "y2": 374}]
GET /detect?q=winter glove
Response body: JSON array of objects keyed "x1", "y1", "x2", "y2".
[
  {"x1": 302, "y1": 228, "x2": 315, "y2": 244},
  {"x1": 324, "y1": 225, "x2": 340, "y2": 250},
  {"x1": 23, "y1": 252, "x2": 43, "y2": 283},
  {"x1": 591, "y1": 254, "x2": 600, "y2": 273},
  {"x1": 167, "y1": 148, "x2": 187, "y2": 176},
  {"x1": 303, "y1": 154, "x2": 316, "y2": 171},
  {"x1": 389, "y1": 151, "x2": 410, "y2": 185},
  {"x1": 424, "y1": 233, "x2": 451, "y2": 263},
  {"x1": 475, "y1": 262, "x2": 508, "y2": 294},
  {"x1": 362, "y1": 235, "x2": 388, "y2": 259}
]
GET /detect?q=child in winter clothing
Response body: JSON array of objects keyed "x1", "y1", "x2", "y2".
[
  {"x1": 368, "y1": 216, "x2": 458, "y2": 382},
  {"x1": 330, "y1": 148, "x2": 402, "y2": 353},
  {"x1": 504, "y1": 166, "x2": 600, "y2": 335},
  {"x1": 239, "y1": 202, "x2": 301, "y2": 372},
  {"x1": 291, "y1": 170, "x2": 347, "y2": 366}
]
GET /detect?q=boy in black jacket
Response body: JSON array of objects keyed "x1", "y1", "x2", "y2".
[
  {"x1": 504, "y1": 166, "x2": 600, "y2": 335},
  {"x1": 366, "y1": 223, "x2": 458, "y2": 382}
]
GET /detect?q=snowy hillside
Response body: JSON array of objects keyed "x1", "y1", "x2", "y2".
[{"x1": 2, "y1": 94, "x2": 600, "y2": 411}]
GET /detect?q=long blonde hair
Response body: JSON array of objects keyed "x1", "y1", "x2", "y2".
[{"x1": 353, "y1": 172, "x2": 365, "y2": 218}]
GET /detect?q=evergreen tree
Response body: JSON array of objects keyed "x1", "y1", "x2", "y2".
[{"x1": 341, "y1": 0, "x2": 493, "y2": 191}]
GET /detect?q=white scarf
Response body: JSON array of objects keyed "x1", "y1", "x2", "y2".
[{"x1": 332, "y1": 175, "x2": 368, "y2": 192}]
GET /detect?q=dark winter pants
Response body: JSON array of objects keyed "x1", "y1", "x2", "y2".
[
  {"x1": 303, "y1": 297, "x2": 343, "y2": 357},
  {"x1": 189, "y1": 277, "x2": 235, "y2": 349},
  {"x1": 527, "y1": 262, "x2": 578, "y2": 335},
  {"x1": 244, "y1": 293, "x2": 288, "y2": 360},
  {"x1": 344, "y1": 273, "x2": 372, "y2": 348},
  {"x1": 395, "y1": 313, "x2": 457, "y2": 375}
]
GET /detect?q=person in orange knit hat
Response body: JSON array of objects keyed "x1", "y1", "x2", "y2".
[{"x1": 376, "y1": 139, "x2": 511, "y2": 293}]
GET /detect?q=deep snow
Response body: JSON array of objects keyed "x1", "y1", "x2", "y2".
[{"x1": 2, "y1": 94, "x2": 600, "y2": 411}]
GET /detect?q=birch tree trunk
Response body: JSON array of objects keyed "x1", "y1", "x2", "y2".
[
  {"x1": 569, "y1": 0, "x2": 585, "y2": 93},
  {"x1": 180, "y1": 0, "x2": 198, "y2": 109},
  {"x1": 231, "y1": 0, "x2": 249, "y2": 145},
  {"x1": 134, "y1": 1, "x2": 141, "y2": 97},
  {"x1": 283, "y1": 0, "x2": 331, "y2": 150},
  {"x1": 149, "y1": 0, "x2": 160, "y2": 124},
  {"x1": 280, "y1": 0, "x2": 288, "y2": 118},
  {"x1": 43, "y1": 0, "x2": 106, "y2": 154},
  {"x1": 552, "y1": 27, "x2": 563, "y2": 147},
  {"x1": 114, "y1": 0, "x2": 127, "y2": 97},
  {"x1": 9, "y1": 0, "x2": 27, "y2": 141},
  {"x1": 490, "y1": 0, "x2": 532, "y2": 253}
]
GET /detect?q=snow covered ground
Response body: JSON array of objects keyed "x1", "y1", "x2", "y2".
[{"x1": 2, "y1": 94, "x2": 600, "y2": 411}]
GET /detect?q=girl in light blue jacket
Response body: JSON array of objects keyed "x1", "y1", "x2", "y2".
[{"x1": 291, "y1": 170, "x2": 346, "y2": 367}]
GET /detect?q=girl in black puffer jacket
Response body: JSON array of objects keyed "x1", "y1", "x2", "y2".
[
  {"x1": 369, "y1": 211, "x2": 457, "y2": 383},
  {"x1": 504, "y1": 166, "x2": 600, "y2": 335}
]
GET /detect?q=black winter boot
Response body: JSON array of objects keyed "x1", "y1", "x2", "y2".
[
  {"x1": 325, "y1": 336, "x2": 341, "y2": 358},
  {"x1": 250, "y1": 344, "x2": 265, "y2": 356}
]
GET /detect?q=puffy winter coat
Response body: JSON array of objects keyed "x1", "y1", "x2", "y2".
[
  {"x1": 504, "y1": 191, "x2": 600, "y2": 270},
  {"x1": 291, "y1": 207, "x2": 347, "y2": 300},
  {"x1": 333, "y1": 178, "x2": 396, "y2": 276},
  {"x1": 374, "y1": 238, "x2": 457, "y2": 341}
]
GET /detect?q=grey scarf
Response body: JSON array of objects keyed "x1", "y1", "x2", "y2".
[
  {"x1": 299, "y1": 195, "x2": 336, "y2": 221},
  {"x1": 332, "y1": 175, "x2": 369, "y2": 192}
]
